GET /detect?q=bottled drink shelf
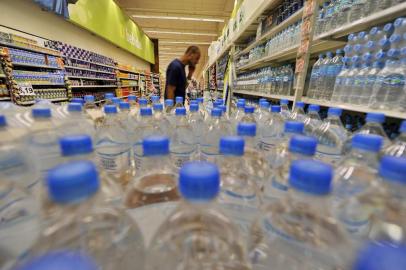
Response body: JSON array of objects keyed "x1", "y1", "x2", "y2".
[
  {"x1": 64, "y1": 65, "x2": 116, "y2": 75},
  {"x1": 67, "y1": 75, "x2": 117, "y2": 81},
  {"x1": 0, "y1": 41, "x2": 61, "y2": 56},
  {"x1": 233, "y1": 89, "x2": 295, "y2": 101},
  {"x1": 63, "y1": 56, "x2": 117, "y2": 69}
]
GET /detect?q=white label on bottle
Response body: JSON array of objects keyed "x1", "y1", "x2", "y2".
[{"x1": 97, "y1": 150, "x2": 131, "y2": 172}]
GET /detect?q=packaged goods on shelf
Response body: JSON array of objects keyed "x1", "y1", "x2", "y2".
[
  {"x1": 34, "y1": 88, "x2": 68, "y2": 100},
  {"x1": 0, "y1": 83, "x2": 9, "y2": 98},
  {"x1": 8, "y1": 48, "x2": 61, "y2": 68},
  {"x1": 12, "y1": 70, "x2": 65, "y2": 85},
  {"x1": 260, "y1": 0, "x2": 304, "y2": 34}
]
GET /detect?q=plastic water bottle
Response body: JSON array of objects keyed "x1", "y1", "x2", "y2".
[
  {"x1": 127, "y1": 95, "x2": 137, "y2": 107},
  {"x1": 174, "y1": 96, "x2": 184, "y2": 109},
  {"x1": 200, "y1": 108, "x2": 233, "y2": 162},
  {"x1": 259, "y1": 105, "x2": 285, "y2": 167},
  {"x1": 152, "y1": 103, "x2": 171, "y2": 137},
  {"x1": 360, "y1": 60, "x2": 385, "y2": 104},
  {"x1": 353, "y1": 242, "x2": 406, "y2": 270},
  {"x1": 335, "y1": 0, "x2": 352, "y2": 27},
  {"x1": 315, "y1": 107, "x2": 348, "y2": 165},
  {"x1": 280, "y1": 99, "x2": 291, "y2": 119},
  {"x1": 171, "y1": 108, "x2": 197, "y2": 168},
  {"x1": 304, "y1": 104, "x2": 322, "y2": 136},
  {"x1": 315, "y1": 52, "x2": 333, "y2": 99},
  {"x1": 33, "y1": 161, "x2": 145, "y2": 270},
  {"x1": 151, "y1": 95, "x2": 160, "y2": 104},
  {"x1": 289, "y1": 101, "x2": 306, "y2": 122},
  {"x1": 241, "y1": 106, "x2": 257, "y2": 123},
  {"x1": 349, "y1": 0, "x2": 366, "y2": 23},
  {"x1": 104, "y1": 93, "x2": 114, "y2": 105},
  {"x1": 323, "y1": 49, "x2": 344, "y2": 100},
  {"x1": 332, "y1": 134, "x2": 384, "y2": 237},
  {"x1": 111, "y1": 97, "x2": 121, "y2": 107},
  {"x1": 385, "y1": 120, "x2": 406, "y2": 157},
  {"x1": 350, "y1": 59, "x2": 372, "y2": 105},
  {"x1": 250, "y1": 159, "x2": 352, "y2": 270},
  {"x1": 216, "y1": 136, "x2": 262, "y2": 237},
  {"x1": 237, "y1": 122, "x2": 270, "y2": 189},
  {"x1": 188, "y1": 103, "x2": 204, "y2": 146},
  {"x1": 343, "y1": 56, "x2": 362, "y2": 103},
  {"x1": 60, "y1": 103, "x2": 95, "y2": 138},
  {"x1": 146, "y1": 161, "x2": 250, "y2": 270},
  {"x1": 58, "y1": 134, "x2": 123, "y2": 201},
  {"x1": 94, "y1": 105, "x2": 131, "y2": 183},
  {"x1": 331, "y1": 57, "x2": 350, "y2": 102},
  {"x1": 231, "y1": 101, "x2": 246, "y2": 128},
  {"x1": 356, "y1": 113, "x2": 391, "y2": 146},
  {"x1": 196, "y1": 97, "x2": 207, "y2": 119},
  {"x1": 164, "y1": 99, "x2": 174, "y2": 115},
  {"x1": 83, "y1": 95, "x2": 102, "y2": 124},
  {"x1": 263, "y1": 135, "x2": 317, "y2": 203},
  {"x1": 256, "y1": 101, "x2": 270, "y2": 124}
]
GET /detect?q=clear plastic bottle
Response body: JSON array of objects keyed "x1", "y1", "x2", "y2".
[
  {"x1": 188, "y1": 103, "x2": 204, "y2": 146},
  {"x1": 216, "y1": 136, "x2": 262, "y2": 237},
  {"x1": 308, "y1": 54, "x2": 324, "y2": 99},
  {"x1": 280, "y1": 99, "x2": 291, "y2": 119},
  {"x1": 118, "y1": 101, "x2": 131, "y2": 126},
  {"x1": 83, "y1": 95, "x2": 102, "y2": 124},
  {"x1": 33, "y1": 161, "x2": 145, "y2": 270},
  {"x1": 263, "y1": 135, "x2": 317, "y2": 203},
  {"x1": 331, "y1": 57, "x2": 350, "y2": 102},
  {"x1": 349, "y1": 0, "x2": 367, "y2": 23},
  {"x1": 147, "y1": 161, "x2": 250, "y2": 270},
  {"x1": 304, "y1": 104, "x2": 322, "y2": 136},
  {"x1": 343, "y1": 56, "x2": 362, "y2": 103},
  {"x1": 315, "y1": 52, "x2": 333, "y2": 100},
  {"x1": 152, "y1": 103, "x2": 171, "y2": 137},
  {"x1": 350, "y1": 59, "x2": 372, "y2": 105},
  {"x1": 174, "y1": 96, "x2": 184, "y2": 109},
  {"x1": 15, "y1": 250, "x2": 99, "y2": 270},
  {"x1": 164, "y1": 99, "x2": 174, "y2": 115},
  {"x1": 250, "y1": 159, "x2": 352, "y2": 270},
  {"x1": 104, "y1": 93, "x2": 114, "y2": 105},
  {"x1": 60, "y1": 103, "x2": 95, "y2": 138},
  {"x1": 200, "y1": 108, "x2": 233, "y2": 162},
  {"x1": 256, "y1": 101, "x2": 271, "y2": 124},
  {"x1": 384, "y1": 120, "x2": 406, "y2": 157},
  {"x1": 357, "y1": 113, "x2": 391, "y2": 147},
  {"x1": 353, "y1": 242, "x2": 406, "y2": 270},
  {"x1": 171, "y1": 107, "x2": 198, "y2": 168},
  {"x1": 289, "y1": 101, "x2": 306, "y2": 122},
  {"x1": 231, "y1": 101, "x2": 246, "y2": 128},
  {"x1": 127, "y1": 95, "x2": 137, "y2": 108},
  {"x1": 323, "y1": 49, "x2": 344, "y2": 100},
  {"x1": 332, "y1": 134, "x2": 384, "y2": 237},
  {"x1": 151, "y1": 95, "x2": 160, "y2": 104},
  {"x1": 111, "y1": 97, "x2": 121, "y2": 107},
  {"x1": 314, "y1": 107, "x2": 348, "y2": 165},
  {"x1": 241, "y1": 106, "x2": 257, "y2": 124},
  {"x1": 361, "y1": 60, "x2": 385, "y2": 105},
  {"x1": 94, "y1": 105, "x2": 131, "y2": 183}
]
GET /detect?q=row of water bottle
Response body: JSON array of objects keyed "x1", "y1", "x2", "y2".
[
  {"x1": 2, "y1": 95, "x2": 406, "y2": 270},
  {"x1": 315, "y1": 0, "x2": 403, "y2": 37},
  {"x1": 236, "y1": 65, "x2": 294, "y2": 95}
]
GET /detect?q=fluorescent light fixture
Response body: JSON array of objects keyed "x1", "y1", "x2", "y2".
[
  {"x1": 132, "y1": 15, "x2": 224, "y2": 23},
  {"x1": 146, "y1": 30, "x2": 217, "y2": 37},
  {"x1": 160, "y1": 41, "x2": 211, "y2": 45}
]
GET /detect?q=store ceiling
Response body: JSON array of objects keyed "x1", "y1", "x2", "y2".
[{"x1": 116, "y1": 0, "x2": 235, "y2": 80}]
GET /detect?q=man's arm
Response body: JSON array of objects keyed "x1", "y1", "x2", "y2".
[
  {"x1": 187, "y1": 65, "x2": 195, "y2": 80},
  {"x1": 166, "y1": 85, "x2": 176, "y2": 100}
]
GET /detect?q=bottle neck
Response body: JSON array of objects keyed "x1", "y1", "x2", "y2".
[
  {"x1": 349, "y1": 148, "x2": 379, "y2": 165},
  {"x1": 289, "y1": 188, "x2": 330, "y2": 213}
]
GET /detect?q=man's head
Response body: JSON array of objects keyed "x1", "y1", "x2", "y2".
[{"x1": 184, "y1": 46, "x2": 201, "y2": 67}]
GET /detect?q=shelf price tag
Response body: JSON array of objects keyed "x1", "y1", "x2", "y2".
[{"x1": 18, "y1": 83, "x2": 35, "y2": 96}]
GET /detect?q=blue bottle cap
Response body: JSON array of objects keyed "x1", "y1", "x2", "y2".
[
  {"x1": 369, "y1": 27, "x2": 378, "y2": 35},
  {"x1": 379, "y1": 38, "x2": 390, "y2": 48},
  {"x1": 119, "y1": 102, "x2": 130, "y2": 110},
  {"x1": 284, "y1": 121, "x2": 304, "y2": 134},
  {"x1": 366, "y1": 112, "x2": 385, "y2": 123},
  {"x1": 363, "y1": 53, "x2": 372, "y2": 63},
  {"x1": 59, "y1": 135, "x2": 93, "y2": 156},
  {"x1": 348, "y1": 33, "x2": 355, "y2": 42},
  {"x1": 16, "y1": 250, "x2": 99, "y2": 270},
  {"x1": 211, "y1": 108, "x2": 222, "y2": 117},
  {"x1": 175, "y1": 107, "x2": 187, "y2": 116},
  {"x1": 217, "y1": 99, "x2": 225, "y2": 105},
  {"x1": 295, "y1": 101, "x2": 305, "y2": 108},
  {"x1": 105, "y1": 93, "x2": 114, "y2": 98},
  {"x1": 308, "y1": 104, "x2": 320, "y2": 112},
  {"x1": 400, "y1": 120, "x2": 406, "y2": 133},
  {"x1": 179, "y1": 161, "x2": 220, "y2": 201},
  {"x1": 237, "y1": 102, "x2": 245, "y2": 108},
  {"x1": 139, "y1": 98, "x2": 148, "y2": 106},
  {"x1": 46, "y1": 161, "x2": 99, "y2": 204},
  {"x1": 237, "y1": 122, "x2": 257, "y2": 137},
  {"x1": 165, "y1": 99, "x2": 174, "y2": 106},
  {"x1": 190, "y1": 100, "x2": 198, "y2": 104},
  {"x1": 237, "y1": 98, "x2": 246, "y2": 103},
  {"x1": 401, "y1": 46, "x2": 406, "y2": 56},
  {"x1": 280, "y1": 99, "x2": 289, "y2": 105},
  {"x1": 153, "y1": 103, "x2": 163, "y2": 111},
  {"x1": 365, "y1": 41, "x2": 375, "y2": 50},
  {"x1": 140, "y1": 107, "x2": 153, "y2": 116},
  {"x1": 289, "y1": 135, "x2": 318, "y2": 156},
  {"x1": 388, "y1": 48, "x2": 400, "y2": 58},
  {"x1": 394, "y1": 17, "x2": 405, "y2": 28},
  {"x1": 328, "y1": 107, "x2": 342, "y2": 116},
  {"x1": 176, "y1": 96, "x2": 184, "y2": 103},
  {"x1": 190, "y1": 103, "x2": 199, "y2": 112},
  {"x1": 197, "y1": 97, "x2": 204, "y2": 103},
  {"x1": 326, "y1": 51, "x2": 333, "y2": 58},
  {"x1": 219, "y1": 136, "x2": 245, "y2": 156},
  {"x1": 289, "y1": 160, "x2": 333, "y2": 195},
  {"x1": 376, "y1": 51, "x2": 386, "y2": 60},
  {"x1": 84, "y1": 95, "x2": 94, "y2": 102},
  {"x1": 344, "y1": 45, "x2": 352, "y2": 53},
  {"x1": 353, "y1": 242, "x2": 406, "y2": 270},
  {"x1": 219, "y1": 105, "x2": 227, "y2": 113},
  {"x1": 213, "y1": 100, "x2": 222, "y2": 107},
  {"x1": 0, "y1": 115, "x2": 6, "y2": 127},
  {"x1": 104, "y1": 105, "x2": 117, "y2": 114},
  {"x1": 318, "y1": 54, "x2": 324, "y2": 58},
  {"x1": 143, "y1": 136, "x2": 169, "y2": 156},
  {"x1": 351, "y1": 134, "x2": 383, "y2": 152},
  {"x1": 67, "y1": 103, "x2": 82, "y2": 112},
  {"x1": 379, "y1": 155, "x2": 406, "y2": 184},
  {"x1": 271, "y1": 105, "x2": 281, "y2": 113},
  {"x1": 259, "y1": 98, "x2": 267, "y2": 103},
  {"x1": 357, "y1": 31, "x2": 366, "y2": 39},
  {"x1": 151, "y1": 95, "x2": 160, "y2": 102},
  {"x1": 32, "y1": 108, "x2": 51, "y2": 118},
  {"x1": 112, "y1": 97, "x2": 121, "y2": 104},
  {"x1": 260, "y1": 101, "x2": 270, "y2": 108},
  {"x1": 71, "y1": 98, "x2": 84, "y2": 104},
  {"x1": 128, "y1": 95, "x2": 137, "y2": 101},
  {"x1": 383, "y1": 23, "x2": 394, "y2": 33},
  {"x1": 244, "y1": 106, "x2": 255, "y2": 114},
  {"x1": 336, "y1": 49, "x2": 343, "y2": 55},
  {"x1": 390, "y1": 34, "x2": 401, "y2": 44}
]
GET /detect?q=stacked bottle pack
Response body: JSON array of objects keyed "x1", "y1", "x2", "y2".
[
  {"x1": 308, "y1": 17, "x2": 406, "y2": 113},
  {"x1": 8, "y1": 48, "x2": 61, "y2": 68},
  {"x1": 261, "y1": 0, "x2": 304, "y2": 30},
  {"x1": 1, "y1": 95, "x2": 405, "y2": 270}
]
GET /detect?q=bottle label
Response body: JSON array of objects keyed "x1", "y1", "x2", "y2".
[
  {"x1": 260, "y1": 141, "x2": 275, "y2": 152},
  {"x1": 172, "y1": 152, "x2": 191, "y2": 168},
  {"x1": 97, "y1": 150, "x2": 131, "y2": 172},
  {"x1": 315, "y1": 150, "x2": 342, "y2": 165}
]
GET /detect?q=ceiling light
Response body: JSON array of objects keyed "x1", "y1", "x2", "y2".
[
  {"x1": 146, "y1": 30, "x2": 217, "y2": 37},
  {"x1": 132, "y1": 15, "x2": 224, "y2": 23},
  {"x1": 160, "y1": 41, "x2": 211, "y2": 45}
]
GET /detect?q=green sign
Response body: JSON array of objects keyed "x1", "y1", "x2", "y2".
[{"x1": 68, "y1": 0, "x2": 155, "y2": 63}]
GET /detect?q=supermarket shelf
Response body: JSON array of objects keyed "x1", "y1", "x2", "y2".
[
  {"x1": 118, "y1": 77, "x2": 138, "y2": 81},
  {"x1": 314, "y1": 2, "x2": 406, "y2": 41},
  {"x1": 237, "y1": 44, "x2": 299, "y2": 71},
  {"x1": 64, "y1": 56, "x2": 117, "y2": 69},
  {"x1": 0, "y1": 41, "x2": 60, "y2": 56},
  {"x1": 0, "y1": 74, "x2": 6, "y2": 78},
  {"x1": 18, "y1": 97, "x2": 68, "y2": 105},
  {"x1": 237, "y1": 8, "x2": 304, "y2": 57},
  {"x1": 31, "y1": 83, "x2": 66, "y2": 86},
  {"x1": 233, "y1": 89, "x2": 295, "y2": 101},
  {"x1": 67, "y1": 75, "x2": 116, "y2": 81},
  {"x1": 12, "y1": 62, "x2": 62, "y2": 70},
  {"x1": 65, "y1": 65, "x2": 116, "y2": 75},
  {"x1": 302, "y1": 97, "x2": 406, "y2": 119},
  {"x1": 119, "y1": 85, "x2": 138, "y2": 88},
  {"x1": 0, "y1": 97, "x2": 11, "y2": 101},
  {"x1": 71, "y1": 85, "x2": 117, "y2": 89},
  {"x1": 118, "y1": 68, "x2": 139, "y2": 74}
]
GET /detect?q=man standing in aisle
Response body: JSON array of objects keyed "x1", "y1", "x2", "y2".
[{"x1": 164, "y1": 46, "x2": 201, "y2": 101}]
